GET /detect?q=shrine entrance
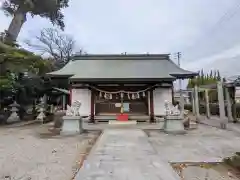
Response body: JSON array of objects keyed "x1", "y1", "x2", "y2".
[
  {"x1": 93, "y1": 85, "x2": 149, "y2": 115},
  {"x1": 95, "y1": 95, "x2": 149, "y2": 115}
]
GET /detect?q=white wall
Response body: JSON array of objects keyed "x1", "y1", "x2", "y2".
[
  {"x1": 153, "y1": 88, "x2": 172, "y2": 116},
  {"x1": 71, "y1": 88, "x2": 91, "y2": 116}
]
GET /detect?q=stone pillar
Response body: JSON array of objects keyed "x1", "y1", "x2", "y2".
[
  {"x1": 205, "y1": 89, "x2": 210, "y2": 118},
  {"x1": 179, "y1": 89, "x2": 185, "y2": 118},
  {"x1": 191, "y1": 89, "x2": 196, "y2": 115},
  {"x1": 194, "y1": 85, "x2": 200, "y2": 121},
  {"x1": 225, "y1": 87, "x2": 233, "y2": 122},
  {"x1": 217, "y1": 81, "x2": 227, "y2": 129}
]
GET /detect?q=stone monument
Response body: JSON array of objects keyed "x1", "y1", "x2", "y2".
[
  {"x1": 7, "y1": 101, "x2": 20, "y2": 123},
  {"x1": 61, "y1": 100, "x2": 83, "y2": 135},
  {"x1": 164, "y1": 100, "x2": 186, "y2": 134}
]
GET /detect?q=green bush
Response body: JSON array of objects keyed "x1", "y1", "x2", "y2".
[
  {"x1": 223, "y1": 152, "x2": 240, "y2": 170},
  {"x1": 184, "y1": 103, "x2": 240, "y2": 118}
]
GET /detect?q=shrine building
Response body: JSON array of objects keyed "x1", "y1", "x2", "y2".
[{"x1": 48, "y1": 54, "x2": 197, "y2": 122}]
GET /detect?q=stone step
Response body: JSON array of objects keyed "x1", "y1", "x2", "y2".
[
  {"x1": 108, "y1": 120, "x2": 137, "y2": 125},
  {"x1": 95, "y1": 115, "x2": 149, "y2": 122}
]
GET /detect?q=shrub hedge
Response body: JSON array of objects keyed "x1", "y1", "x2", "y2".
[{"x1": 184, "y1": 103, "x2": 240, "y2": 118}]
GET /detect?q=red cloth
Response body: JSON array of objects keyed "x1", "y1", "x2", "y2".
[{"x1": 117, "y1": 114, "x2": 128, "y2": 121}]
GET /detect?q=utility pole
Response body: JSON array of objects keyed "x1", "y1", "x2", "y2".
[
  {"x1": 176, "y1": 52, "x2": 182, "y2": 90},
  {"x1": 175, "y1": 52, "x2": 184, "y2": 116}
]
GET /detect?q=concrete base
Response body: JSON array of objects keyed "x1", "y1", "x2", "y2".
[
  {"x1": 61, "y1": 116, "x2": 83, "y2": 135},
  {"x1": 164, "y1": 117, "x2": 186, "y2": 134}
]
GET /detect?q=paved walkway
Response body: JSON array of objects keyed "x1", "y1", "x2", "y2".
[{"x1": 75, "y1": 129, "x2": 180, "y2": 180}]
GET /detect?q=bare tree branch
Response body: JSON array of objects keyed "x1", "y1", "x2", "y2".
[{"x1": 25, "y1": 28, "x2": 76, "y2": 66}]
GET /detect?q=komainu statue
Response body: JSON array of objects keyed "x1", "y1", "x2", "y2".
[{"x1": 66, "y1": 100, "x2": 81, "y2": 116}]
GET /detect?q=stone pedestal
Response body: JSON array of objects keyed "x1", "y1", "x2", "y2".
[
  {"x1": 164, "y1": 115, "x2": 186, "y2": 134},
  {"x1": 61, "y1": 116, "x2": 83, "y2": 135}
]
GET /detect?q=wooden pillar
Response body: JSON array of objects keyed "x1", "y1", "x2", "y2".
[
  {"x1": 149, "y1": 89, "x2": 154, "y2": 123},
  {"x1": 205, "y1": 89, "x2": 210, "y2": 118},
  {"x1": 194, "y1": 84, "x2": 200, "y2": 121},
  {"x1": 90, "y1": 89, "x2": 95, "y2": 123},
  {"x1": 217, "y1": 81, "x2": 227, "y2": 129},
  {"x1": 62, "y1": 95, "x2": 66, "y2": 110},
  {"x1": 225, "y1": 87, "x2": 233, "y2": 122}
]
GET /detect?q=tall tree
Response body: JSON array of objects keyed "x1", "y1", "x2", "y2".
[
  {"x1": 209, "y1": 70, "x2": 213, "y2": 78},
  {"x1": 217, "y1": 70, "x2": 221, "y2": 81},
  {"x1": 2, "y1": 0, "x2": 69, "y2": 44},
  {"x1": 200, "y1": 69, "x2": 204, "y2": 84},
  {"x1": 25, "y1": 28, "x2": 76, "y2": 68}
]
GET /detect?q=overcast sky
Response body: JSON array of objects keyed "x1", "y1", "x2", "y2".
[{"x1": 0, "y1": 0, "x2": 240, "y2": 74}]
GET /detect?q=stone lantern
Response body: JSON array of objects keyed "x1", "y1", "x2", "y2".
[
  {"x1": 7, "y1": 101, "x2": 20, "y2": 123},
  {"x1": 36, "y1": 98, "x2": 46, "y2": 123}
]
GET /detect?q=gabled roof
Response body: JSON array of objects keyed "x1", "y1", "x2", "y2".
[{"x1": 48, "y1": 54, "x2": 198, "y2": 82}]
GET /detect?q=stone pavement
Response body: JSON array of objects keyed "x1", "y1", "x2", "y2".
[
  {"x1": 148, "y1": 125, "x2": 240, "y2": 163},
  {"x1": 75, "y1": 129, "x2": 180, "y2": 180},
  {"x1": 199, "y1": 116, "x2": 240, "y2": 134}
]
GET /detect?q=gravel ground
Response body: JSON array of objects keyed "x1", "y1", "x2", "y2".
[{"x1": 0, "y1": 124, "x2": 100, "y2": 180}]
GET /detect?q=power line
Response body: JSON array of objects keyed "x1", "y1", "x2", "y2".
[{"x1": 182, "y1": 1, "x2": 240, "y2": 54}]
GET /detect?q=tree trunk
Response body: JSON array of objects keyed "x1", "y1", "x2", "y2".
[{"x1": 5, "y1": 7, "x2": 27, "y2": 44}]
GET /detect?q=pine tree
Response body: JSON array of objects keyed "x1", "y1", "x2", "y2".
[
  {"x1": 209, "y1": 70, "x2": 213, "y2": 78},
  {"x1": 187, "y1": 79, "x2": 192, "y2": 88},
  {"x1": 206, "y1": 73, "x2": 209, "y2": 84},
  {"x1": 213, "y1": 70, "x2": 217, "y2": 80},
  {"x1": 200, "y1": 69, "x2": 204, "y2": 85}
]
